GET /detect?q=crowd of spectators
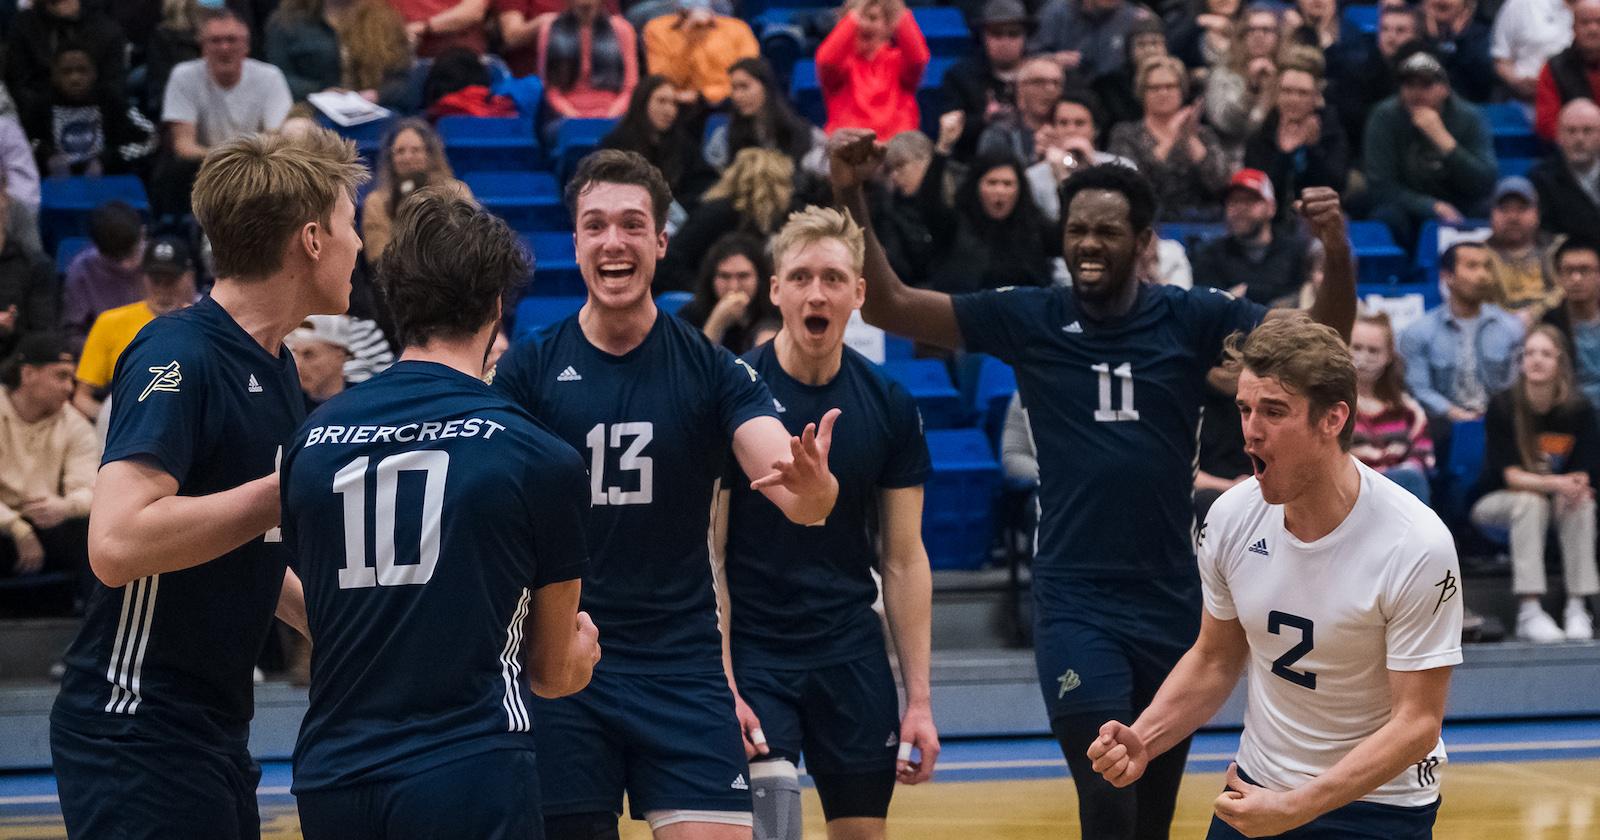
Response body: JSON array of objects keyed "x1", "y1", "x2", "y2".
[{"x1": 0, "y1": 0, "x2": 1598, "y2": 643}]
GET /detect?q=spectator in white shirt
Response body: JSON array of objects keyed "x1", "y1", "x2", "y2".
[{"x1": 1492, "y1": 0, "x2": 1574, "y2": 103}]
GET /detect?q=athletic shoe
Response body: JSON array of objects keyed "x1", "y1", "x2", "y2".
[
  {"x1": 1517, "y1": 608, "x2": 1566, "y2": 643},
  {"x1": 1565, "y1": 606, "x2": 1594, "y2": 641}
]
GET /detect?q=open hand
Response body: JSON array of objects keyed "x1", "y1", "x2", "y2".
[{"x1": 750, "y1": 409, "x2": 841, "y2": 502}]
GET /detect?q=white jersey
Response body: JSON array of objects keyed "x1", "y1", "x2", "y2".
[{"x1": 1199, "y1": 458, "x2": 1463, "y2": 807}]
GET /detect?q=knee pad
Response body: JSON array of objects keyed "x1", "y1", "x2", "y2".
[
  {"x1": 544, "y1": 811, "x2": 620, "y2": 840},
  {"x1": 750, "y1": 758, "x2": 803, "y2": 840}
]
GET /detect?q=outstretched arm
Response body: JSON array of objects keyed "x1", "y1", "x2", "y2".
[{"x1": 828, "y1": 129, "x2": 964, "y2": 349}]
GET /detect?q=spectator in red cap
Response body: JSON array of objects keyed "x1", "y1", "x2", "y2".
[
  {"x1": 1191, "y1": 168, "x2": 1317, "y2": 306},
  {"x1": 816, "y1": 0, "x2": 930, "y2": 138}
]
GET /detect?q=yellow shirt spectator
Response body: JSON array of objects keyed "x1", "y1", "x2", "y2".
[
  {"x1": 75, "y1": 301, "x2": 156, "y2": 390},
  {"x1": 642, "y1": 7, "x2": 758, "y2": 105}
]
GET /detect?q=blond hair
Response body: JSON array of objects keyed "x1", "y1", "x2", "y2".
[
  {"x1": 1134, "y1": 55, "x2": 1189, "y2": 100},
  {"x1": 192, "y1": 128, "x2": 369, "y2": 281},
  {"x1": 770, "y1": 205, "x2": 865, "y2": 277},
  {"x1": 703, "y1": 147, "x2": 794, "y2": 236},
  {"x1": 1225, "y1": 313, "x2": 1357, "y2": 449}
]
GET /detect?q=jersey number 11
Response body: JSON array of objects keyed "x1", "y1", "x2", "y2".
[{"x1": 1091, "y1": 362, "x2": 1140, "y2": 422}]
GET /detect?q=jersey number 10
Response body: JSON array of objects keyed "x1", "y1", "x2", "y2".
[{"x1": 332, "y1": 451, "x2": 450, "y2": 589}]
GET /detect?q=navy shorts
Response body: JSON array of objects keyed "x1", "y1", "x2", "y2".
[
  {"x1": 297, "y1": 749, "x2": 543, "y2": 840},
  {"x1": 1206, "y1": 769, "x2": 1439, "y2": 839},
  {"x1": 734, "y1": 654, "x2": 900, "y2": 776},
  {"x1": 1031, "y1": 575, "x2": 1201, "y2": 722},
  {"x1": 534, "y1": 668, "x2": 752, "y2": 820},
  {"x1": 52, "y1": 721, "x2": 262, "y2": 840}
]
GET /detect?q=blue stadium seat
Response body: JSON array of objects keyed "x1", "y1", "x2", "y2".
[
  {"x1": 523, "y1": 232, "x2": 584, "y2": 296},
  {"x1": 923, "y1": 428, "x2": 1001, "y2": 570},
  {"x1": 1441, "y1": 418, "x2": 1486, "y2": 524},
  {"x1": 884, "y1": 333, "x2": 914, "y2": 361},
  {"x1": 911, "y1": 7, "x2": 972, "y2": 57},
  {"x1": 554, "y1": 118, "x2": 618, "y2": 185},
  {"x1": 915, "y1": 58, "x2": 958, "y2": 137},
  {"x1": 512, "y1": 295, "x2": 585, "y2": 339},
  {"x1": 1157, "y1": 222, "x2": 1225, "y2": 254},
  {"x1": 881, "y1": 358, "x2": 968, "y2": 428},
  {"x1": 1482, "y1": 104, "x2": 1545, "y2": 157},
  {"x1": 970, "y1": 355, "x2": 1016, "y2": 448},
  {"x1": 1359, "y1": 279, "x2": 1440, "y2": 310},
  {"x1": 463, "y1": 171, "x2": 566, "y2": 233},
  {"x1": 1499, "y1": 157, "x2": 1536, "y2": 179},
  {"x1": 437, "y1": 116, "x2": 540, "y2": 172},
  {"x1": 1347, "y1": 220, "x2": 1409, "y2": 284},
  {"x1": 39, "y1": 176, "x2": 149, "y2": 248},
  {"x1": 317, "y1": 115, "x2": 393, "y2": 167},
  {"x1": 656, "y1": 290, "x2": 694, "y2": 315},
  {"x1": 55, "y1": 236, "x2": 92, "y2": 276},
  {"x1": 1342, "y1": 4, "x2": 1378, "y2": 33}
]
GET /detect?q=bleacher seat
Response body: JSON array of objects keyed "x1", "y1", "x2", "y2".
[
  {"x1": 1499, "y1": 157, "x2": 1536, "y2": 179},
  {"x1": 1347, "y1": 220, "x2": 1408, "y2": 285},
  {"x1": 319, "y1": 115, "x2": 393, "y2": 167},
  {"x1": 437, "y1": 116, "x2": 540, "y2": 172},
  {"x1": 911, "y1": 7, "x2": 971, "y2": 57},
  {"x1": 523, "y1": 232, "x2": 584, "y2": 296},
  {"x1": 512, "y1": 295, "x2": 585, "y2": 339},
  {"x1": 884, "y1": 334, "x2": 914, "y2": 361},
  {"x1": 1157, "y1": 222, "x2": 1224, "y2": 255},
  {"x1": 54, "y1": 237, "x2": 92, "y2": 275},
  {"x1": 881, "y1": 358, "x2": 968, "y2": 428},
  {"x1": 657, "y1": 290, "x2": 694, "y2": 315},
  {"x1": 1482, "y1": 102, "x2": 1544, "y2": 158},
  {"x1": 923, "y1": 428, "x2": 1002, "y2": 570},
  {"x1": 1342, "y1": 4, "x2": 1378, "y2": 33},
  {"x1": 463, "y1": 171, "x2": 566, "y2": 233},
  {"x1": 554, "y1": 118, "x2": 617, "y2": 185},
  {"x1": 39, "y1": 176, "x2": 149, "y2": 248},
  {"x1": 969, "y1": 355, "x2": 1016, "y2": 449},
  {"x1": 1442, "y1": 418, "x2": 1486, "y2": 524},
  {"x1": 1416, "y1": 219, "x2": 1491, "y2": 279}
]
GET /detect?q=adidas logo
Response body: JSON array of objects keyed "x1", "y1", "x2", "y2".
[
  {"x1": 1248, "y1": 538, "x2": 1270, "y2": 556},
  {"x1": 731, "y1": 774, "x2": 748, "y2": 791},
  {"x1": 247, "y1": 374, "x2": 263, "y2": 393},
  {"x1": 885, "y1": 731, "x2": 899, "y2": 748},
  {"x1": 773, "y1": 398, "x2": 787, "y2": 413},
  {"x1": 1062, "y1": 321, "x2": 1084, "y2": 334},
  {"x1": 557, "y1": 366, "x2": 582, "y2": 382}
]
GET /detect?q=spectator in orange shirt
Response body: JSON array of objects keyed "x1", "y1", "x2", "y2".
[
  {"x1": 816, "y1": 0, "x2": 930, "y2": 139},
  {"x1": 641, "y1": 0, "x2": 757, "y2": 107}
]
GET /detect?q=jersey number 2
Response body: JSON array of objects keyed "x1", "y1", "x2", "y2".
[
  {"x1": 1267, "y1": 610, "x2": 1317, "y2": 690},
  {"x1": 333, "y1": 451, "x2": 450, "y2": 589},
  {"x1": 585, "y1": 422, "x2": 653, "y2": 506},
  {"x1": 1091, "y1": 363, "x2": 1140, "y2": 422}
]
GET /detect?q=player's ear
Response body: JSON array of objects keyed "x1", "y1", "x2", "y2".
[
  {"x1": 300, "y1": 220, "x2": 321, "y2": 262},
  {"x1": 769, "y1": 275, "x2": 781, "y2": 307},
  {"x1": 851, "y1": 274, "x2": 866, "y2": 309},
  {"x1": 656, "y1": 227, "x2": 669, "y2": 260},
  {"x1": 1134, "y1": 226, "x2": 1154, "y2": 258}
]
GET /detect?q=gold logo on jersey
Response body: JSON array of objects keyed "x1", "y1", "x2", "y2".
[
  {"x1": 138, "y1": 362, "x2": 183, "y2": 402},
  {"x1": 484, "y1": 365, "x2": 497, "y2": 385},
  {"x1": 735, "y1": 358, "x2": 759, "y2": 382},
  {"x1": 1057, "y1": 669, "x2": 1082, "y2": 698}
]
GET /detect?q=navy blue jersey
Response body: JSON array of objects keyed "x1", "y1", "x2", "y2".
[
  {"x1": 284, "y1": 361, "x2": 589, "y2": 792},
  {"x1": 492, "y1": 312, "x2": 776, "y2": 673},
  {"x1": 953, "y1": 283, "x2": 1266, "y2": 579},
  {"x1": 724, "y1": 343, "x2": 929, "y2": 667},
  {"x1": 52, "y1": 296, "x2": 304, "y2": 750}
]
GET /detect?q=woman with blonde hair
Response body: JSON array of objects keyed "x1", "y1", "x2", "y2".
[
  {"x1": 362, "y1": 119, "x2": 473, "y2": 260},
  {"x1": 1471, "y1": 325, "x2": 1600, "y2": 642},
  {"x1": 1350, "y1": 311, "x2": 1434, "y2": 502},
  {"x1": 656, "y1": 147, "x2": 800, "y2": 290},
  {"x1": 1107, "y1": 56, "x2": 1229, "y2": 221},
  {"x1": 266, "y1": 0, "x2": 413, "y2": 107}
]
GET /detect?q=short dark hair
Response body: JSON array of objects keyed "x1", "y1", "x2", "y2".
[
  {"x1": 87, "y1": 200, "x2": 143, "y2": 260},
  {"x1": 198, "y1": 6, "x2": 248, "y2": 30},
  {"x1": 377, "y1": 187, "x2": 529, "y2": 348},
  {"x1": 1555, "y1": 236, "x2": 1600, "y2": 269},
  {"x1": 1054, "y1": 89, "x2": 1104, "y2": 132},
  {"x1": 1439, "y1": 240, "x2": 1487, "y2": 274},
  {"x1": 1059, "y1": 163, "x2": 1159, "y2": 234},
  {"x1": 564, "y1": 149, "x2": 674, "y2": 233}
]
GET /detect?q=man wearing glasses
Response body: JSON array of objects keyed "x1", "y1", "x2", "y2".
[{"x1": 1541, "y1": 238, "x2": 1600, "y2": 409}]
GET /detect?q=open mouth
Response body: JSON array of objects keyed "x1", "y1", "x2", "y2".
[
  {"x1": 1249, "y1": 452, "x2": 1267, "y2": 479},
  {"x1": 1076, "y1": 259, "x2": 1107, "y2": 282},
  {"x1": 803, "y1": 315, "x2": 830, "y2": 336},
  {"x1": 597, "y1": 261, "x2": 634, "y2": 282}
]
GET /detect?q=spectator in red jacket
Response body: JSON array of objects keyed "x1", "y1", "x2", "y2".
[
  {"x1": 815, "y1": 0, "x2": 930, "y2": 138},
  {"x1": 1535, "y1": 0, "x2": 1600, "y2": 141}
]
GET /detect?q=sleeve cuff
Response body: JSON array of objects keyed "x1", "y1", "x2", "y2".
[{"x1": 1387, "y1": 648, "x2": 1463, "y2": 671}]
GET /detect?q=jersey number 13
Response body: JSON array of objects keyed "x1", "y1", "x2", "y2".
[{"x1": 586, "y1": 422, "x2": 654, "y2": 506}]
